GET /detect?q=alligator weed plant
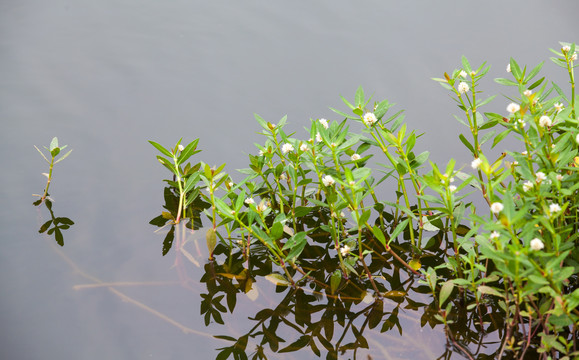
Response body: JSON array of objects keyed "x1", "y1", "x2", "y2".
[
  {"x1": 33, "y1": 137, "x2": 72, "y2": 205},
  {"x1": 150, "y1": 43, "x2": 579, "y2": 359},
  {"x1": 33, "y1": 137, "x2": 74, "y2": 246}
]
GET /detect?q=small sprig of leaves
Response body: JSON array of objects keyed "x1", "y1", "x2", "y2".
[{"x1": 33, "y1": 137, "x2": 72, "y2": 205}]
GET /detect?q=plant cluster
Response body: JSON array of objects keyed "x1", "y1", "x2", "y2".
[{"x1": 150, "y1": 43, "x2": 579, "y2": 359}]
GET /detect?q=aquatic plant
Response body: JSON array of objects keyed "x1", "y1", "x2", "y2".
[
  {"x1": 150, "y1": 42, "x2": 579, "y2": 359},
  {"x1": 33, "y1": 137, "x2": 72, "y2": 204}
]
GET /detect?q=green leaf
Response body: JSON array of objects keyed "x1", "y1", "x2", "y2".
[
  {"x1": 439, "y1": 281, "x2": 454, "y2": 306},
  {"x1": 49, "y1": 137, "x2": 59, "y2": 152},
  {"x1": 354, "y1": 86, "x2": 364, "y2": 108},
  {"x1": 458, "y1": 134, "x2": 475, "y2": 156},
  {"x1": 372, "y1": 225, "x2": 386, "y2": 246},
  {"x1": 390, "y1": 218, "x2": 409, "y2": 241},
  {"x1": 284, "y1": 232, "x2": 308, "y2": 261},
  {"x1": 53, "y1": 149, "x2": 73, "y2": 164},
  {"x1": 477, "y1": 285, "x2": 504, "y2": 299},
  {"x1": 461, "y1": 55, "x2": 472, "y2": 73},
  {"x1": 491, "y1": 129, "x2": 512, "y2": 148},
  {"x1": 149, "y1": 141, "x2": 173, "y2": 158}
]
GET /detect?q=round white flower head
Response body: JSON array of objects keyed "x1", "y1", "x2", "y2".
[
  {"x1": 571, "y1": 52, "x2": 578, "y2": 61},
  {"x1": 562, "y1": 45, "x2": 571, "y2": 53},
  {"x1": 506, "y1": 64, "x2": 511, "y2": 73},
  {"x1": 522, "y1": 181, "x2": 533, "y2": 192},
  {"x1": 490, "y1": 231, "x2": 500, "y2": 240},
  {"x1": 523, "y1": 89, "x2": 532, "y2": 97},
  {"x1": 554, "y1": 103, "x2": 564, "y2": 113},
  {"x1": 535, "y1": 171, "x2": 546, "y2": 183},
  {"x1": 340, "y1": 245, "x2": 351, "y2": 257},
  {"x1": 281, "y1": 143, "x2": 294, "y2": 154},
  {"x1": 256, "y1": 201, "x2": 268, "y2": 213},
  {"x1": 556, "y1": 174, "x2": 564, "y2": 181},
  {"x1": 459, "y1": 70, "x2": 467, "y2": 78},
  {"x1": 490, "y1": 202, "x2": 504, "y2": 214},
  {"x1": 539, "y1": 115, "x2": 552, "y2": 127},
  {"x1": 244, "y1": 197, "x2": 255, "y2": 205},
  {"x1": 549, "y1": 203, "x2": 561, "y2": 213},
  {"x1": 178, "y1": 144, "x2": 185, "y2": 152},
  {"x1": 576, "y1": 133, "x2": 579, "y2": 145},
  {"x1": 316, "y1": 132, "x2": 323, "y2": 142},
  {"x1": 322, "y1": 175, "x2": 335, "y2": 187},
  {"x1": 458, "y1": 82, "x2": 469, "y2": 94},
  {"x1": 471, "y1": 158, "x2": 483, "y2": 169},
  {"x1": 319, "y1": 118, "x2": 329, "y2": 129},
  {"x1": 363, "y1": 112, "x2": 378, "y2": 126},
  {"x1": 299, "y1": 143, "x2": 308, "y2": 152},
  {"x1": 530, "y1": 238, "x2": 544, "y2": 251},
  {"x1": 521, "y1": 151, "x2": 528, "y2": 155},
  {"x1": 351, "y1": 153, "x2": 361, "y2": 161},
  {"x1": 507, "y1": 103, "x2": 521, "y2": 114},
  {"x1": 279, "y1": 173, "x2": 287, "y2": 181},
  {"x1": 348, "y1": 180, "x2": 356, "y2": 187},
  {"x1": 449, "y1": 185, "x2": 457, "y2": 192}
]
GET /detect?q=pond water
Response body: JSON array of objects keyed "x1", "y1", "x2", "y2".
[{"x1": 1, "y1": 1, "x2": 578, "y2": 359}]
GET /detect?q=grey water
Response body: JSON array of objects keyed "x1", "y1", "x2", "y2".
[{"x1": 1, "y1": 1, "x2": 577, "y2": 359}]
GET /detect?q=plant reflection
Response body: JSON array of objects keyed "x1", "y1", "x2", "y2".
[
  {"x1": 34, "y1": 198, "x2": 74, "y2": 246},
  {"x1": 150, "y1": 200, "x2": 528, "y2": 359}
]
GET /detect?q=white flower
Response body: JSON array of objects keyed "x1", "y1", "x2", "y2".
[
  {"x1": 340, "y1": 245, "x2": 351, "y2": 257},
  {"x1": 459, "y1": 70, "x2": 467, "y2": 78},
  {"x1": 471, "y1": 158, "x2": 482, "y2": 169},
  {"x1": 517, "y1": 119, "x2": 526, "y2": 127},
  {"x1": 319, "y1": 118, "x2": 329, "y2": 129},
  {"x1": 576, "y1": 133, "x2": 579, "y2": 144},
  {"x1": 348, "y1": 180, "x2": 356, "y2": 187},
  {"x1": 449, "y1": 185, "x2": 457, "y2": 192},
  {"x1": 490, "y1": 231, "x2": 500, "y2": 240},
  {"x1": 522, "y1": 181, "x2": 533, "y2": 192},
  {"x1": 351, "y1": 153, "x2": 361, "y2": 161},
  {"x1": 539, "y1": 115, "x2": 552, "y2": 127},
  {"x1": 506, "y1": 64, "x2": 511, "y2": 73},
  {"x1": 316, "y1": 132, "x2": 323, "y2": 142},
  {"x1": 554, "y1": 103, "x2": 564, "y2": 113},
  {"x1": 299, "y1": 143, "x2": 308, "y2": 152},
  {"x1": 523, "y1": 89, "x2": 532, "y2": 97},
  {"x1": 521, "y1": 151, "x2": 527, "y2": 155},
  {"x1": 363, "y1": 112, "x2": 378, "y2": 126},
  {"x1": 178, "y1": 144, "x2": 185, "y2": 152},
  {"x1": 458, "y1": 82, "x2": 469, "y2": 94},
  {"x1": 507, "y1": 103, "x2": 520, "y2": 114},
  {"x1": 490, "y1": 202, "x2": 504, "y2": 214},
  {"x1": 227, "y1": 182, "x2": 234, "y2": 188},
  {"x1": 530, "y1": 238, "x2": 544, "y2": 251},
  {"x1": 571, "y1": 52, "x2": 577, "y2": 61},
  {"x1": 205, "y1": 186, "x2": 212, "y2": 193},
  {"x1": 330, "y1": 142, "x2": 337, "y2": 148},
  {"x1": 280, "y1": 173, "x2": 287, "y2": 181},
  {"x1": 535, "y1": 172, "x2": 546, "y2": 183},
  {"x1": 556, "y1": 174, "x2": 564, "y2": 181},
  {"x1": 470, "y1": 71, "x2": 476, "y2": 77},
  {"x1": 281, "y1": 143, "x2": 294, "y2": 154},
  {"x1": 256, "y1": 201, "x2": 268, "y2": 212},
  {"x1": 549, "y1": 203, "x2": 561, "y2": 213},
  {"x1": 562, "y1": 45, "x2": 571, "y2": 53},
  {"x1": 244, "y1": 198, "x2": 255, "y2": 205},
  {"x1": 322, "y1": 175, "x2": 335, "y2": 187},
  {"x1": 258, "y1": 149, "x2": 264, "y2": 156}
]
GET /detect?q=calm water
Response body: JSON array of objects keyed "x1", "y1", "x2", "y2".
[{"x1": 1, "y1": 1, "x2": 578, "y2": 359}]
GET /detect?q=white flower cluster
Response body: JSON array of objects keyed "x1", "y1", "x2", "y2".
[
  {"x1": 319, "y1": 118, "x2": 329, "y2": 129},
  {"x1": 490, "y1": 202, "x2": 504, "y2": 214},
  {"x1": 281, "y1": 143, "x2": 294, "y2": 154},
  {"x1": 322, "y1": 175, "x2": 335, "y2": 187},
  {"x1": 471, "y1": 158, "x2": 482, "y2": 169},
  {"x1": 530, "y1": 238, "x2": 544, "y2": 251},
  {"x1": 363, "y1": 112, "x2": 378, "y2": 126},
  {"x1": 507, "y1": 103, "x2": 520, "y2": 114},
  {"x1": 458, "y1": 82, "x2": 469, "y2": 94},
  {"x1": 539, "y1": 115, "x2": 552, "y2": 127}
]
